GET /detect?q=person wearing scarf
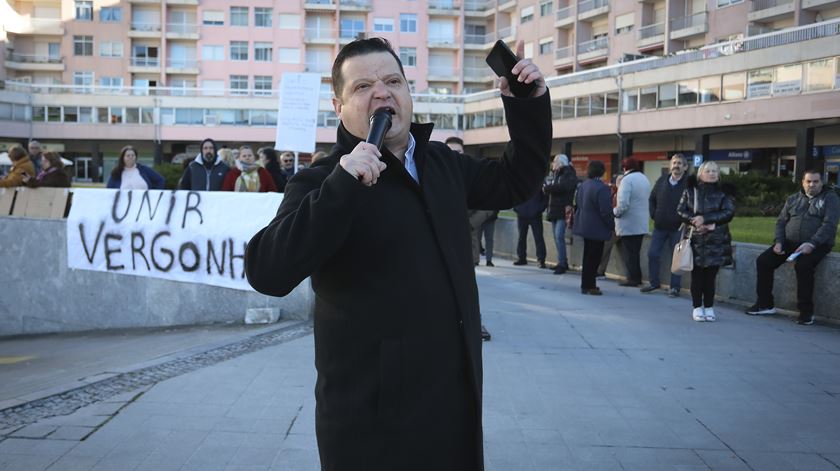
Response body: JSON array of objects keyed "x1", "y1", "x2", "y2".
[
  {"x1": 23, "y1": 151, "x2": 71, "y2": 188},
  {"x1": 221, "y1": 145, "x2": 277, "y2": 192}
]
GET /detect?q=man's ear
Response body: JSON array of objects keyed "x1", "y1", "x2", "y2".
[{"x1": 332, "y1": 97, "x2": 342, "y2": 119}]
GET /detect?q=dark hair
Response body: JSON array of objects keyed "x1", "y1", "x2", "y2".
[
  {"x1": 587, "y1": 160, "x2": 606, "y2": 179},
  {"x1": 331, "y1": 37, "x2": 405, "y2": 99},
  {"x1": 9, "y1": 145, "x2": 28, "y2": 162},
  {"x1": 111, "y1": 145, "x2": 137, "y2": 180},
  {"x1": 801, "y1": 168, "x2": 822, "y2": 180},
  {"x1": 200, "y1": 138, "x2": 217, "y2": 155},
  {"x1": 444, "y1": 137, "x2": 464, "y2": 147},
  {"x1": 622, "y1": 157, "x2": 640, "y2": 171},
  {"x1": 259, "y1": 147, "x2": 280, "y2": 173},
  {"x1": 42, "y1": 151, "x2": 64, "y2": 170}
]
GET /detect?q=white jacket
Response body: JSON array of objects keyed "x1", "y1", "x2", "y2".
[{"x1": 613, "y1": 170, "x2": 651, "y2": 236}]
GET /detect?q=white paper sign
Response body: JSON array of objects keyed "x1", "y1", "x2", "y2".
[
  {"x1": 276, "y1": 73, "x2": 322, "y2": 153},
  {"x1": 67, "y1": 189, "x2": 283, "y2": 291}
]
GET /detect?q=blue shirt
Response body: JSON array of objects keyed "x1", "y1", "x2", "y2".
[{"x1": 403, "y1": 133, "x2": 418, "y2": 184}]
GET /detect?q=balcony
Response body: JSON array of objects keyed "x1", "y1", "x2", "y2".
[
  {"x1": 129, "y1": 22, "x2": 162, "y2": 38},
  {"x1": 577, "y1": 36, "x2": 608, "y2": 61},
  {"x1": 166, "y1": 23, "x2": 199, "y2": 39},
  {"x1": 166, "y1": 0, "x2": 198, "y2": 4},
  {"x1": 748, "y1": 0, "x2": 795, "y2": 21},
  {"x1": 427, "y1": 66, "x2": 459, "y2": 81},
  {"x1": 166, "y1": 58, "x2": 199, "y2": 74},
  {"x1": 670, "y1": 11, "x2": 707, "y2": 39},
  {"x1": 304, "y1": 0, "x2": 336, "y2": 10},
  {"x1": 304, "y1": 62, "x2": 332, "y2": 76},
  {"x1": 553, "y1": 45, "x2": 574, "y2": 67},
  {"x1": 339, "y1": 0, "x2": 372, "y2": 10},
  {"x1": 464, "y1": 0, "x2": 496, "y2": 16},
  {"x1": 428, "y1": 36, "x2": 458, "y2": 48},
  {"x1": 637, "y1": 22, "x2": 665, "y2": 48},
  {"x1": 577, "y1": 0, "x2": 609, "y2": 20},
  {"x1": 463, "y1": 66, "x2": 493, "y2": 81},
  {"x1": 128, "y1": 57, "x2": 161, "y2": 72},
  {"x1": 429, "y1": 0, "x2": 461, "y2": 15},
  {"x1": 338, "y1": 28, "x2": 367, "y2": 43},
  {"x1": 495, "y1": 26, "x2": 515, "y2": 42},
  {"x1": 802, "y1": 0, "x2": 840, "y2": 10},
  {"x1": 4, "y1": 52, "x2": 64, "y2": 72},
  {"x1": 497, "y1": 0, "x2": 517, "y2": 11},
  {"x1": 304, "y1": 28, "x2": 336, "y2": 43},
  {"x1": 6, "y1": 17, "x2": 64, "y2": 36},
  {"x1": 128, "y1": 0, "x2": 161, "y2": 3},
  {"x1": 555, "y1": 6, "x2": 574, "y2": 28}
]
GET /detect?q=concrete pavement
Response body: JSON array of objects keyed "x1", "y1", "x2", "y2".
[{"x1": 2, "y1": 261, "x2": 840, "y2": 470}]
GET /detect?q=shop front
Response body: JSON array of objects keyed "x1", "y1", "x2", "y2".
[{"x1": 571, "y1": 154, "x2": 613, "y2": 181}]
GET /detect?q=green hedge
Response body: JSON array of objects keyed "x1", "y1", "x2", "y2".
[
  {"x1": 720, "y1": 172, "x2": 800, "y2": 217},
  {"x1": 153, "y1": 163, "x2": 184, "y2": 190}
]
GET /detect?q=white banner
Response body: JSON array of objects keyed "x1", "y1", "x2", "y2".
[
  {"x1": 276, "y1": 72, "x2": 322, "y2": 153},
  {"x1": 67, "y1": 189, "x2": 283, "y2": 291}
]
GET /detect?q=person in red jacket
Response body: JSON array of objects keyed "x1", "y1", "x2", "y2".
[{"x1": 221, "y1": 145, "x2": 277, "y2": 192}]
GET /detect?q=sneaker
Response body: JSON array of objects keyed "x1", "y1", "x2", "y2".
[
  {"x1": 538, "y1": 261, "x2": 548, "y2": 269},
  {"x1": 513, "y1": 259, "x2": 527, "y2": 266},
  {"x1": 745, "y1": 304, "x2": 777, "y2": 315},
  {"x1": 668, "y1": 288, "x2": 680, "y2": 298},
  {"x1": 704, "y1": 307, "x2": 716, "y2": 322},
  {"x1": 692, "y1": 307, "x2": 706, "y2": 322},
  {"x1": 796, "y1": 313, "x2": 815, "y2": 325},
  {"x1": 640, "y1": 285, "x2": 660, "y2": 293},
  {"x1": 553, "y1": 265, "x2": 568, "y2": 275}
]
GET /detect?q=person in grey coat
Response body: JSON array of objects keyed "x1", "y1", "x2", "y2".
[
  {"x1": 573, "y1": 160, "x2": 614, "y2": 295},
  {"x1": 746, "y1": 169, "x2": 840, "y2": 325},
  {"x1": 613, "y1": 157, "x2": 651, "y2": 287},
  {"x1": 677, "y1": 162, "x2": 735, "y2": 322}
]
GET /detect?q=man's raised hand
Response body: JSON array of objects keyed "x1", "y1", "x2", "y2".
[
  {"x1": 498, "y1": 41, "x2": 547, "y2": 99},
  {"x1": 340, "y1": 142, "x2": 387, "y2": 187}
]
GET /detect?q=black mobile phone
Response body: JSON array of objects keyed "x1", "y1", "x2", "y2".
[{"x1": 485, "y1": 40, "x2": 536, "y2": 99}]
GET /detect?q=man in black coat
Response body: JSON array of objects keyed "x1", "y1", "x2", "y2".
[
  {"x1": 244, "y1": 38, "x2": 552, "y2": 471},
  {"x1": 642, "y1": 153, "x2": 688, "y2": 297},
  {"x1": 543, "y1": 154, "x2": 578, "y2": 274},
  {"x1": 178, "y1": 138, "x2": 230, "y2": 191}
]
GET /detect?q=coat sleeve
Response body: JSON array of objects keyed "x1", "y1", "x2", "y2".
[
  {"x1": 244, "y1": 164, "x2": 370, "y2": 297},
  {"x1": 598, "y1": 184, "x2": 615, "y2": 232},
  {"x1": 106, "y1": 176, "x2": 118, "y2": 189},
  {"x1": 178, "y1": 166, "x2": 192, "y2": 190},
  {"x1": 613, "y1": 176, "x2": 631, "y2": 218},
  {"x1": 221, "y1": 170, "x2": 236, "y2": 191},
  {"x1": 458, "y1": 92, "x2": 552, "y2": 210},
  {"x1": 543, "y1": 171, "x2": 576, "y2": 194},
  {"x1": 149, "y1": 167, "x2": 165, "y2": 189},
  {"x1": 774, "y1": 195, "x2": 792, "y2": 245},
  {"x1": 649, "y1": 178, "x2": 659, "y2": 219},
  {"x1": 808, "y1": 191, "x2": 840, "y2": 247},
  {"x1": 703, "y1": 192, "x2": 735, "y2": 225},
  {"x1": 676, "y1": 188, "x2": 693, "y2": 222}
]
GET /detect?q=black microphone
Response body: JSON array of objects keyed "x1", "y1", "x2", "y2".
[{"x1": 366, "y1": 107, "x2": 393, "y2": 150}]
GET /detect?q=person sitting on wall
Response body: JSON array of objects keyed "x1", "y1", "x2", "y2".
[
  {"x1": 22, "y1": 151, "x2": 71, "y2": 188},
  {"x1": 0, "y1": 145, "x2": 36, "y2": 188},
  {"x1": 746, "y1": 169, "x2": 840, "y2": 325}
]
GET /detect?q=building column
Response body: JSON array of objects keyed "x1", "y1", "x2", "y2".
[
  {"x1": 694, "y1": 133, "x2": 710, "y2": 169},
  {"x1": 796, "y1": 127, "x2": 818, "y2": 176},
  {"x1": 91, "y1": 142, "x2": 102, "y2": 182},
  {"x1": 560, "y1": 141, "x2": 572, "y2": 157},
  {"x1": 154, "y1": 141, "x2": 163, "y2": 165}
]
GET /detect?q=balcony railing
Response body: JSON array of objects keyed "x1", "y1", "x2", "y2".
[
  {"x1": 166, "y1": 58, "x2": 198, "y2": 68},
  {"x1": 429, "y1": 35, "x2": 457, "y2": 45},
  {"x1": 304, "y1": 28, "x2": 336, "y2": 40},
  {"x1": 577, "y1": 36, "x2": 608, "y2": 54},
  {"x1": 463, "y1": 66, "x2": 490, "y2": 79},
  {"x1": 638, "y1": 22, "x2": 665, "y2": 40},
  {"x1": 305, "y1": 62, "x2": 332, "y2": 73},
  {"x1": 556, "y1": 6, "x2": 573, "y2": 21},
  {"x1": 670, "y1": 11, "x2": 707, "y2": 31},
  {"x1": 339, "y1": 28, "x2": 366, "y2": 39},
  {"x1": 496, "y1": 26, "x2": 514, "y2": 39},
  {"x1": 464, "y1": 33, "x2": 487, "y2": 44},
  {"x1": 28, "y1": 18, "x2": 63, "y2": 29},
  {"x1": 130, "y1": 57, "x2": 160, "y2": 67},
  {"x1": 305, "y1": 0, "x2": 334, "y2": 4},
  {"x1": 428, "y1": 66, "x2": 457, "y2": 76},
  {"x1": 130, "y1": 22, "x2": 162, "y2": 32},
  {"x1": 166, "y1": 23, "x2": 198, "y2": 35},
  {"x1": 554, "y1": 45, "x2": 573, "y2": 60},
  {"x1": 750, "y1": 0, "x2": 794, "y2": 11},
  {"x1": 464, "y1": 0, "x2": 495, "y2": 11},
  {"x1": 339, "y1": 0, "x2": 371, "y2": 7},
  {"x1": 5, "y1": 52, "x2": 62, "y2": 64},
  {"x1": 577, "y1": 0, "x2": 609, "y2": 14},
  {"x1": 429, "y1": 0, "x2": 459, "y2": 10}
]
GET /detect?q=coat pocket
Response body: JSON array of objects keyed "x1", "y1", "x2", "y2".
[{"x1": 377, "y1": 339, "x2": 401, "y2": 423}]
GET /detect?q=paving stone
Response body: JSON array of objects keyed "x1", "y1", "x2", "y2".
[
  {"x1": 49, "y1": 426, "x2": 96, "y2": 441},
  {"x1": 10, "y1": 423, "x2": 57, "y2": 438}
]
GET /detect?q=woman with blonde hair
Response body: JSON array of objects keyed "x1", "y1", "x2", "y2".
[
  {"x1": 222, "y1": 145, "x2": 277, "y2": 192},
  {"x1": 0, "y1": 145, "x2": 35, "y2": 188},
  {"x1": 677, "y1": 161, "x2": 736, "y2": 322}
]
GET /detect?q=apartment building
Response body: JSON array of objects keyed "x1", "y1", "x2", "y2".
[{"x1": 1, "y1": 0, "x2": 839, "y2": 184}]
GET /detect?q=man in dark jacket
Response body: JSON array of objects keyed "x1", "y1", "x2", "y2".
[
  {"x1": 746, "y1": 170, "x2": 840, "y2": 325},
  {"x1": 244, "y1": 38, "x2": 551, "y2": 470},
  {"x1": 543, "y1": 154, "x2": 577, "y2": 274},
  {"x1": 178, "y1": 138, "x2": 230, "y2": 191},
  {"x1": 27, "y1": 139, "x2": 43, "y2": 174},
  {"x1": 642, "y1": 153, "x2": 688, "y2": 297},
  {"x1": 513, "y1": 190, "x2": 548, "y2": 268}
]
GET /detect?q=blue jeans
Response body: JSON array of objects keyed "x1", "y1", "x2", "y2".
[
  {"x1": 551, "y1": 219, "x2": 568, "y2": 267},
  {"x1": 648, "y1": 228, "x2": 682, "y2": 288}
]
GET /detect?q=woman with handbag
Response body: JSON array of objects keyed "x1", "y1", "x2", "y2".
[{"x1": 676, "y1": 161, "x2": 736, "y2": 322}]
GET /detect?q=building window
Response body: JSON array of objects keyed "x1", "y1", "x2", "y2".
[
  {"x1": 615, "y1": 13, "x2": 634, "y2": 34},
  {"x1": 400, "y1": 14, "x2": 417, "y2": 33},
  {"x1": 772, "y1": 64, "x2": 802, "y2": 96},
  {"x1": 539, "y1": 0, "x2": 553, "y2": 16},
  {"x1": 805, "y1": 59, "x2": 834, "y2": 92},
  {"x1": 63, "y1": 107, "x2": 78, "y2": 122},
  {"x1": 399, "y1": 47, "x2": 417, "y2": 67},
  {"x1": 230, "y1": 7, "x2": 248, "y2": 26},
  {"x1": 203, "y1": 10, "x2": 224, "y2": 26},
  {"x1": 658, "y1": 83, "x2": 676, "y2": 108},
  {"x1": 278, "y1": 48, "x2": 299, "y2": 64},
  {"x1": 639, "y1": 86, "x2": 657, "y2": 110},
  {"x1": 230, "y1": 41, "x2": 248, "y2": 61},
  {"x1": 100, "y1": 7, "x2": 122, "y2": 23},
  {"x1": 251, "y1": 110, "x2": 278, "y2": 126},
  {"x1": 374, "y1": 17, "x2": 394, "y2": 32},
  {"x1": 74, "y1": 36, "x2": 94, "y2": 56},
  {"x1": 75, "y1": 1, "x2": 93, "y2": 20},
  {"x1": 100, "y1": 41, "x2": 123, "y2": 58},
  {"x1": 100, "y1": 77, "x2": 123, "y2": 91},
  {"x1": 254, "y1": 42, "x2": 272, "y2": 62},
  {"x1": 576, "y1": 96, "x2": 591, "y2": 117},
  {"x1": 202, "y1": 45, "x2": 224, "y2": 61},
  {"x1": 539, "y1": 38, "x2": 553, "y2": 55},
  {"x1": 699, "y1": 76, "x2": 720, "y2": 103},
  {"x1": 716, "y1": 0, "x2": 743, "y2": 7},
  {"x1": 622, "y1": 89, "x2": 638, "y2": 112},
  {"x1": 747, "y1": 68, "x2": 772, "y2": 98},
  {"x1": 677, "y1": 80, "x2": 699, "y2": 106},
  {"x1": 722, "y1": 72, "x2": 745, "y2": 101},
  {"x1": 278, "y1": 14, "x2": 299, "y2": 29},
  {"x1": 255, "y1": 7, "x2": 272, "y2": 27},
  {"x1": 73, "y1": 71, "x2": 94, "y2": 93},
  {"x1": 230, "y1": 75, "x2": 248, "y2": 95},
  {"x1": 520, "y1": 6, "x2": 534, "y2": 24},
  {"x1": 254, "y1": 76, "x2": 273, "y2": 96},
  {"x1": 340, "y1": 17, "x2": 365, "y2": 38}
]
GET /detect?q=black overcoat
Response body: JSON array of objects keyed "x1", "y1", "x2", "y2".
[
  {"x1": 245, "y1": 93, "x2": 552, "y2": 471},
  {"x1": 676, "y1": 176, "x2": 736, "y2": 267}
]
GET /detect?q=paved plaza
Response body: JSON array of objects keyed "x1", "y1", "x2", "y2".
[{"x1": 1, "y1": 262, "x2": 840, "y2": 470}]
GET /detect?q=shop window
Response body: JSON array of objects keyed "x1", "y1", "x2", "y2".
[
  {"x1": 805, "y1": 59, "x2": 834, "y2": 92},
  {"x1": 722, "y1": 72, "x2": 745, "y2": 101},
  {"x1": 747, "y1": 68, "x2": 772, "y2": 98},
  {"x1": 772, "y1": 64, "x2": 801, "y2": 96}
]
